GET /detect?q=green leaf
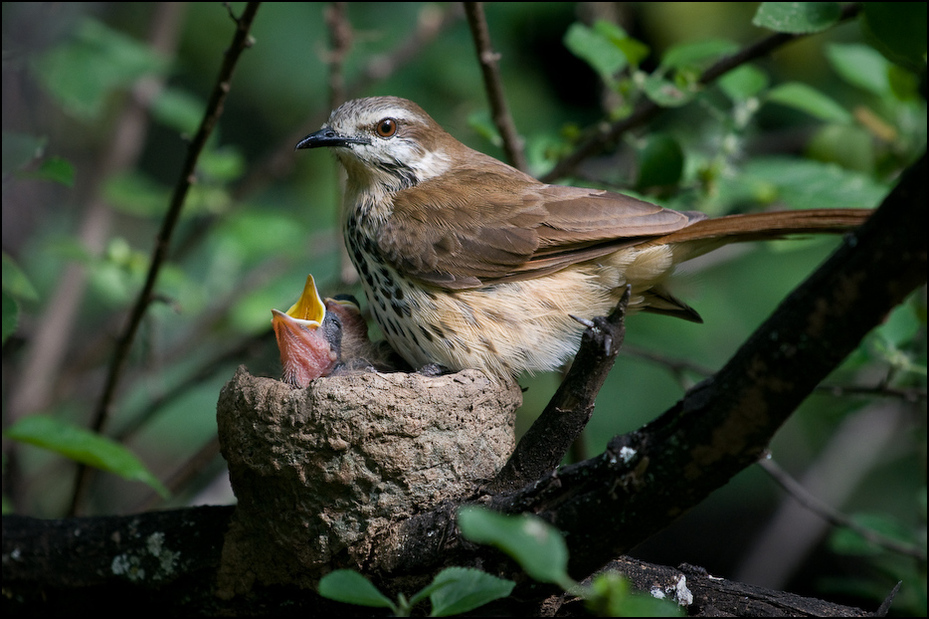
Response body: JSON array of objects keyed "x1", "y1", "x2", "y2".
[
  {"x1": 564, "y1": 23, "x2": 628, "y2": 81},
  {"x1": 33, "y1": 157, "x2": 76, "y2": 187},
  {"x1": 886, "y1": 65, "x2": 920, "y2": 101},
  {"x1": 32, "y1": 18, "x2": 168, "y2": 119},
  {"x1": 458, "y1": 506, "x2": 572, "y2": 589},
  {"x1": 2, "y1": 252, "x2": 39, "y2": 301},
  {"x1": 318, "y1": 569, "x2": 396, "y2": 610},
  {"x1": 766, "y1": 82, "x2": 852, "y2": 123},
  {"x1": 417, "y1": 567, "x2": 514, "y2": 617},
  {"x1": 593, "y1": 20, "x2": 650, "y2": 68},
  {"x1": 637, "y1": 134, "x2": 684, "y2": 189},
  {"x1": 861, "y1": 2, "x2": 927, "y2": 73},
  {"x1": 826, "y1": 44, "x2": 893, "y2": 97},
  {"x1": 660, "y1": 39, "x2": 739, "y2": 70},
  {"x1": 587, "y1": 572, "x2": 684, "y2": 617},
  {"x1": 151, "y1": 87, "x2": 206, "y2": 135},
  {"x1": 874, "y1": 299, "x2": 922, "y2": 347},
  {"x1": 718, "y1": 64, "x2": 769, "y2": 101},
  {"x1": 753, "y1": 2, "x2": 842, "y2": 34},
  {"x1": 198, "y1": 147, "x2": 246, "y2": 183},
  {"x1": 738, "y1": 157, "x2": 888, "y2": 209},
  {"x1": 467, "y1": 110, "x2": 503, "y2": 148},
  {"x1": 103, "y1": 172, "x2": 170, "y2": 217},
  {"x1": 642, "y1": 74, "x2": 695, "y2": 108},
  {"x1": 6, "y1": 416, "x2": 170, "y2": 498}
]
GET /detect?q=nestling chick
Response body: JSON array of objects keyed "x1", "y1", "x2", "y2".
[{"x1": 271, "y1": 275, "x2": 342, "y2": 387}]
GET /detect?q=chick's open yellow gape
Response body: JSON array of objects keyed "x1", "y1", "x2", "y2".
[{"x1": 271, "y1": 274, "x2": 342, "y2": 387}]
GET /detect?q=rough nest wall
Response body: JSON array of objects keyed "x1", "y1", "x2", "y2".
[{"x1": 215, "y1": 366, "x2": 521, "y2": 593}]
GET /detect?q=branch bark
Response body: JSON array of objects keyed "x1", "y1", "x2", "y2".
[
  {"x1": 0, "y1": 507, "x2": 875, "y2": 617},
  {"x1": 464, "y1": 1, "x2": 528, "y2": 172}
]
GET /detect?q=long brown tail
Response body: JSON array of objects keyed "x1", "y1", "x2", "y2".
[
  {"x1": 653, "y1": 208, "x2": 872, "y2": 246},
  {"x1": 640, "y1": 208, "x2": 872, "y2": 322}
]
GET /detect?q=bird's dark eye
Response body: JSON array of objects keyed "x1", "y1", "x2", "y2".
[{"x1": 375, "y1": 118, "x2": 398, "y2": 138}]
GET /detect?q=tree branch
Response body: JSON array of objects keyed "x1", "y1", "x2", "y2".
[
  {"x1": 0, "y1": 506, "x2": 875, "y2": 616},
  {"x1": 488, "y1": 288, "x2": 630, "y2": 493},
  {"x1": 463, "y1": 2, "x2": 528, "y2": 171},
  {"x1": 69, "y1": 2, "x2": 263, "y2": 516},
  {"x1": 541, "y1": 3, "x2": 863, "y2": 182},
  {"x1": 5, "y1": 146, "x2": 919, "y2": 617}
]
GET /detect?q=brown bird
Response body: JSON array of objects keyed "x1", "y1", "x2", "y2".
[
  {"x1": 296, "y1": 96, "x2": 871, "y2": 379},
  {"x1": 271, "y1": 274, "x2": 343, "y2": 387}
]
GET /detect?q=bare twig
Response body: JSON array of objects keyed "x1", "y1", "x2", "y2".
[
  {"x1": 4, "y1": 3, "x2": 188, "y2": 512},
  {"x1": 229, "y1": 3, "x2": 460, "y2": 203},
  {"x1": 819, "y1": 382, "x2": 927, "y2": 402},
  {"x1": 463, "y1": 2, "x2": 527, "y2": 171},
  {"x1": 541, "y1": 3, "x2": 863, "y2": 182},
  {"x1": 757, "y1": 456, "x2": 926, "y2": 561},
  {"x1": 321, "y1": 2, "x2": 356, "y2": 286},
  {"x1": 352, "y1": 3, "x2": 460, "y2": 95},
  {"x1": 68, "y1": 2, "x2": 263, "y2": 516},
  {"x1": 323, "y1": 2, "x2": 351, "y2": 108}
]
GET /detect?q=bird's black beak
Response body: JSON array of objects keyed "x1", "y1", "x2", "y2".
[{"x1": 295, "y1": 128, "x2": 369, "y2": 150}]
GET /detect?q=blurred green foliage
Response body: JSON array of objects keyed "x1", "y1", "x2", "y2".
[{"x1": 1, "y1": 2, "x2": 925, "y2": 614}]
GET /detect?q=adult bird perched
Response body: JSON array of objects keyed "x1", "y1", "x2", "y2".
[{"x1": 296, "y1": 96, "x2": 871, "y2": 379}]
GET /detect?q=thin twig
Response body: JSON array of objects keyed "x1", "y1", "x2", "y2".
[
  {"x1": 228, "y1": 3, "x2": 460, "y2": 204},
  {"x1": 68, "y1": 2, "x2": 263, "y2": 516},
  {"x1": 463, "y1": 2, "x2": 527, "y2": 172},
  {"x1": 758, "y1": 456, "x2": 926, "y2": 561},
  {"x1": 352, "y1": 3, "x2": 460, "y2": 95},
  {"x1": 819, "y1": 382, "x2": 927, "y2": 402},
  {"x1": 541, "y1": 3, "x2": 862, "y2": 182},
  {"x1": 321, "y1": 2, "x2": 358, "y2": 286},
  {"x1": 324, "y1": 2, "x2": 351, "y2": 109},
  {"x1": 5, "y1": 1, "x2": 188, "y2": 515}
]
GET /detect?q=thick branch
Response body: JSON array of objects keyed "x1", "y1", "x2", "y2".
[{"x1": 1, "y1": 507, "x2": 874, "y2": 617}]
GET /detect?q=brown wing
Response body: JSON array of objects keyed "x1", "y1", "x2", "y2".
[{"x1": 378, "y1": 157, "x2": 702, "y2": 290}]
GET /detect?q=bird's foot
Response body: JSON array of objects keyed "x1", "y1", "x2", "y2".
[{"x1": 416, "y1": 363, "x2": 452, "y2": 377}]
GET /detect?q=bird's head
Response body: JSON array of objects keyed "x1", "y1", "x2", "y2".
[
  {"x1": 272, "y1": 274, "x2": 343, "y2": 387},
  {"x1": 296, "y1": 96, "x2": 455, "y2": 191}
]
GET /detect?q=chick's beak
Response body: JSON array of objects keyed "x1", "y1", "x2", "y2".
[{"x1": 272, "y1": 275, "x2": 340, "y2": 388}]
